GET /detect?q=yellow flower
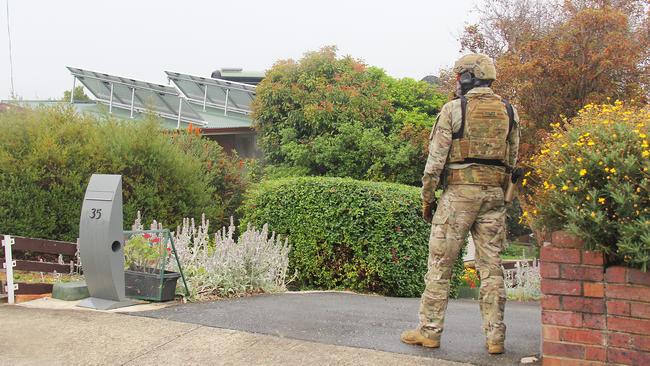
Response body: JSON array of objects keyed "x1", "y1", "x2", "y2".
[
  {"x1": 643, "y1": 151, "x2": 650, "y2": 158},
  {"x1": 558, "y1": 168, "x2": 565, "y2": 173},
  {"x1": 591, "y1": 211, "x2": 596, "y2": 218},
  {"x1": 562, "y1": 185, "x2": 569, "y2": 191},
  {"x1": 610, "y1": 168, "x2": 617, "y2": 174},
  {"x1": 640, "y1": 133, "x2": 648, "y2": 139},
  {"x1": 580, "y1": 169, "x2": 587, "y2": 176},
  {"x1": 586, "y1": 195, "x2": 592, "y2": 201},
  {"x1": 598, "y1": 197, "x2": 605, "y2": 204},
  {"x1": 587, "y1": 140, "x2": 595, "y2": 146},
  {"x1": 604, "y1": 167, "x2": 610, "y2": 173},
  {"x1": 522, "y1": 178, "x2": 527, "y2": 187},
  {"x1": 577, "y1": 157, "x2": 583, "y2": 163}
]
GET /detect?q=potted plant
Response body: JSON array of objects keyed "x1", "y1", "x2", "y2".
[{"x1": 124, "y1": 233, "x2": 180, "y2": 302}]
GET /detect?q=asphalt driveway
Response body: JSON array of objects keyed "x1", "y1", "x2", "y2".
[{"x1": 134, "y1": 292, "x2": 540, "y2": 366}]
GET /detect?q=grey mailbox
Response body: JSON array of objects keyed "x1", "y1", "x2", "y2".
[{"x1": 77, "y1": 174, "x2": 135, "y2": 310}]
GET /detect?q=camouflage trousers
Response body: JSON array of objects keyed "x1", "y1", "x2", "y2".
[{"x1": 418, "y1": 184, "x2": 507, "y2": 344}]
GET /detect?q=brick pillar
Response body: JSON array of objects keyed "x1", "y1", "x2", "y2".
[
  {"x1": 540, "y1": 231, "x2": 607, "y2": 365},
  {"x1": 540, "y1": 231, "x2": 650, "y2": 365},
  {"x1": 604, "y1": 267, "x2": 650, "y2": 365}
]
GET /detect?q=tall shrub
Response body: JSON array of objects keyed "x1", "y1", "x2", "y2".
[
  {"x1": 240, "y1": 176, "x2": 464, "y2": 297},
  {"x1": 0, "y1": 106, "x2": 245, "y2": 241},
  {"x1": 524, "y1": 102, "x2": 650, "y2": 270},
  {"x1": 252, "y1": 46, "x2": 445, "y2": 186}
]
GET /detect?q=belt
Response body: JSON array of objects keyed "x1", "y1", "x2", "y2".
[{"x1": 447, "y1": 165, "x2": 507, "y2": 186}]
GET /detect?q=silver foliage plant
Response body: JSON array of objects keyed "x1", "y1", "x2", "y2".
[
  {"x1": 504, "y1": 259, "x2": 541, "y2": 301},
  {"x1": 169, "y1": 214, "x2": 291, "y2": 299}
]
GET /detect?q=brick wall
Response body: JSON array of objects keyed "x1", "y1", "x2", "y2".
[{"x1": 540, "y1": 231, "x2": 650, "y2": 365}]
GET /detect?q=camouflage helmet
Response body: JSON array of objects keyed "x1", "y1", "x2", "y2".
[{"x1": 453, "y1": 53, "x2": 496, "y2": 80}]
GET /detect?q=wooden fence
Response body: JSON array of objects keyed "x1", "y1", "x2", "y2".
[{"x1": 1, "y1": 236, "x2": 79, "y2": 295}]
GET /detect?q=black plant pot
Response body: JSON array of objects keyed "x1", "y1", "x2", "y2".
[{"x1": 124, "y1": 266, "x2": 180, "y2": 302}]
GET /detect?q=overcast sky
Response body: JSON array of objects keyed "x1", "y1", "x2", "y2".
[{"x1": 1, "y1": 0, "x2": 477, "y2": 100}]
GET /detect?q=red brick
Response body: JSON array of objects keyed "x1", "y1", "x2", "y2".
[
  {"x1": 542, "y1": 357, "x2": 604, "y2": 366},
  {"x1": 542, "y1": 310, "x2": 583, "y2": 327},
  {"x1": 562, "y1": 265, "x2": 604, "y2": 282},
  {"x1": 628, "y1": 267, "x2": 650, "y2": 286},
  {"x1": 585, "y1": 346, "x2": 606, "y2": 361},
  {"x1": 541, "y1": 262, "x2": 561, "y2": 279},
  {"x1": 631, "y1": 302, "x2": 650, "y2": 319},
  {"x1": 542, "y1": 279, "x2": 582, "y2": 296},
  {"x1": 582, "y1": 251, "x2": 605, "y2": 266},
  {"x1": 563, "y1": 297, "x2": 605, "y2": 314},
  {"x1": 609, "y1": 332, "x2": 633, "y2": 348},
  {"x1": 583, "y1": 314, "x2": 606, "y2": 329},
  {"x1": 608, "y1": 316, "x2": 650, "y2": 335},
  {"x1": 607, "y1": 347, "x2": 650, "y2": 366},
  {"x1": 541, "y1": 295, "x2": 562, "y2": 310},
  {"x1": 633, "y1": 334, "x2": 650, "y2": 352},
  {"x1": 583, "y1": 283, "x2": 604, "y2": 298},
  {"x1": 543, "y1": 341, "x2": 585, "y2": 359},
  {"x1": 607, "y1": 300, "x2": 631, "y2": 316},
  {"x1": 607, "y1": 284, "x2": 650, "y2": 302},
  {"x1": 605, "y1": 267, "x2": 627, "y2": 283},
  {"x1": 552, "y1": 230, "x2": 584, "y2": 248},
  {"x1": 562, "y1": 328, "x2": 605, "y2": 345},
  {"x1": 543, "y1": 325, "x2": 561, "y2": 341},
  {"x1": 541, "y1": 247, "x2": 581, "y2": 264},
  {"x1": 609, "y1": 333, "x2": 650, "y2": 352}
]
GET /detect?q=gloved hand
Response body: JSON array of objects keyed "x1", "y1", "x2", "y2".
[{"x1": 422, "y1": 200, "x2": 436, "y2": 223}]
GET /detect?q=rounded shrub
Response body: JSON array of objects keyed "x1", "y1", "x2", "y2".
[
  {"x1": 240, "y1": 176, "x2": 464, "y2": 297},
  {"x1": 524, "y1": 101, "x2": 649, "y2": 270},
  {"x1": 0, "y1": 106, "x2": 246, "y2": 241}
]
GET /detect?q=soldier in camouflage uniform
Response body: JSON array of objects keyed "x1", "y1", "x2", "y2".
[{"x1": 401, "y1": 54, "x2": 520, "y2": 354}]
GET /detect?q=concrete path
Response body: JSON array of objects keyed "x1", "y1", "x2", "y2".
[
  {"x1": 0, "y1": 305, "x2": 465, "y2": 366},
  {"x1": 134, "y1": 292, "x2": 541, "y2": 366}
]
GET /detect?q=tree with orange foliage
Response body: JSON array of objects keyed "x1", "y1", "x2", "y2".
[{"x1": 459, "y1": 0, "x2": 649, "y2": 156}]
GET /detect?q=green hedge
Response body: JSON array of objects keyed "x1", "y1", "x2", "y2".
[
  {"x1": 240, "y1": 176, "x2": 464, "y2": 297},
  {"x1": 0, "y1": 106, "x2": 247, "y2": 241}
]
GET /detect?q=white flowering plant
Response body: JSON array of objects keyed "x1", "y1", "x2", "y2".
[{"x1": 168, "y1": 215, "x2": 291, "y2": 299}]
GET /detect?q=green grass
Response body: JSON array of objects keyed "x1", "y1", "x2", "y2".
[{"x1": 501, "y1": 243, "x2": 539, "y2": 260}]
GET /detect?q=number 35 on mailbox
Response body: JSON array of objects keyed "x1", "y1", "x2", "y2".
[{"x1": 77, "y1": 174, "x2": 135, "y2": 310}]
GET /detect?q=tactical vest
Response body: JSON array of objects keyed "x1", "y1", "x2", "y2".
[{"x1": 446, "y1": 94, "x2": 515, "y2": 186}]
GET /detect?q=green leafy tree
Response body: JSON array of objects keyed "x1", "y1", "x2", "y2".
[
  {"x1": 252, "y1": 46, "x2": 446, "y2": 186},
  {"x1": 62, "y1": 86, "x2": 91, "y2": 102}
]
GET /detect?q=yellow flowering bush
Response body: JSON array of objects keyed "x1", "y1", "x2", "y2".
[{"x1": 525, "y1": 101, "x2": 650, "y2": 270}]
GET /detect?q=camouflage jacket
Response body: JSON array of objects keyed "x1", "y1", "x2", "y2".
[{"x1": 421, "y1": 87, "x2": 520, "y2": 203}]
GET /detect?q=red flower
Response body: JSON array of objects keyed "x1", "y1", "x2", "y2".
[
  {"x1": 150, "y1": 237, "x2": 161, "y2": 243},
  {"x1": 143, "y1": 233, "x2": 152, "y2": 239}
]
